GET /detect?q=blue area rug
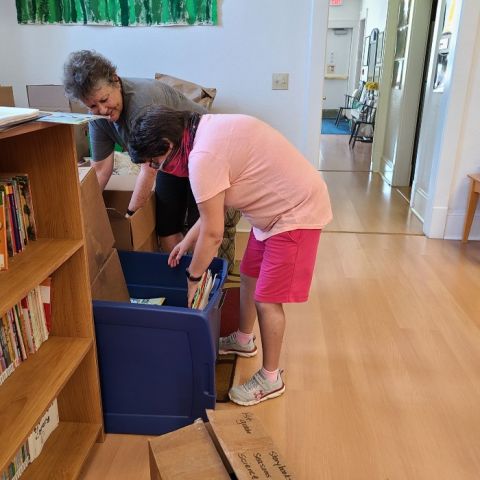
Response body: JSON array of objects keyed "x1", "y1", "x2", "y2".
[{"x1": 321, "y1": 118, "x2": 351, "y2": 135}]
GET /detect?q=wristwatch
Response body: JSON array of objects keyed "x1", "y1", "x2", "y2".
[
  {"x1": 186, "y1": 268, "x2": 203, "y2": 282},
  {"x1": 126, "y1": 208, "x2": 135, "y2": 217}
]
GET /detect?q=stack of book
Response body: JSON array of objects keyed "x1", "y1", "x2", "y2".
[
  {"x1": 0, "y1": 442, "x2": 29, "y2": 480},
  {"x1": 0, "y1": 399, "x2": 59, "y2": 480},
  {"x1": 191, "y1": 270, "x2": 216, "y2": 310},
  {"x1": 0, "y1": 107, "x2": 40, "y2": 131},
  {"x1": 0, "y1": 279, "x2": 51, "y2": 386},
  {"x1": 0, "y1": 174, "x2": 37, "y2": 271}
]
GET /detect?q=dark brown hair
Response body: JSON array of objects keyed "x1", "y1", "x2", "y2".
[{"x1": 129, "y1": 105, "x2": 192, "y2": 164}]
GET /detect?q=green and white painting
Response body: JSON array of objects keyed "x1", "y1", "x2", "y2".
[{"x1": 15, "y1": 0, "x2": 217, "y2": 26}]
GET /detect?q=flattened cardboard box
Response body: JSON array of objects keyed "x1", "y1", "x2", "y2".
[
  {"x1": 27, "y1": 84, "x2": 90, "y2": 160},
  {"x1": 149, "y1": 420, "x2": 230, "y2": 480},
  {"x1": 91, "y1": 249, "x2": 130, "y2": 302},
  {"x1": 0, "y1": 85, "x2": 15, "y2": 107},
  {"x1": 79, "y1": 167, "x2": 115, "y2": 282},
  {"x1": 103, "y1": 190, "x2": 158, "y2": 252},
  {"x1": 207, "y1": 410, "x2": 294, "y2": 480},
  {"x1": 149, "y1": 410, "x2": 295, "y2": 480}
]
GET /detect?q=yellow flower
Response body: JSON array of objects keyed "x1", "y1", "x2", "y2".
[{"x1": 366, "y1": 81, "x2": 379, "y2": 91}]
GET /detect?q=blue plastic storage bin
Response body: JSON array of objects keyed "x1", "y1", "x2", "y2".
[{"x1": 93, "y1": 251, "x2": 228, "y2": 435}]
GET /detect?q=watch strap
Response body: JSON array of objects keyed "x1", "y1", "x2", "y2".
[{"x1": 186, "y1": 268, "x2": 203, "y2": 282}]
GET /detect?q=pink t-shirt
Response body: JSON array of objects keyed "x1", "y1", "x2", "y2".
[{"x1": 188, "y1": 114, "x2": 332, "y2": 241}]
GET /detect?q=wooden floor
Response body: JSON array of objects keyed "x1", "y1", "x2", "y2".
[
  {"x1": 320, "y1": 133, "x2": 372, "y2": 171},
  {"x1": 80, "y1": 134, "x2": 480, "y2": 479}
]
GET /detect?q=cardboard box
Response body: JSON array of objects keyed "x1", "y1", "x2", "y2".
[
  {"x1": 27, "y1": 84, "x2": 90, "y2": 160},
  {"x1": 103, "y1": 190, "x2": 158, "y2": 252},
  {"x1": 0, "y1": 85, "x2": 15, "y2": 107},
  {"x1": 105, "y1": 173, "x2": 138, "y2": 192},
  {"x1": 79, "y1": 167, "x2": 115, "y2": 282},
  {"x1": 91, "y1": 249, "x2": 130, "y2": 302},
  {"x1": 149, "y1": 410, "x2": 295, "y2": 480}
]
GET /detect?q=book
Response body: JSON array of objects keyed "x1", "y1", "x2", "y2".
[
  {"x1": 0, "y1": 441, "x2": 29, "y2": 480},
  {"x1": 0, "y1": 191, "x2": 7, "y2": 270},
  {"x1": 39, "y1": 278, "x2": 52, "y2": 334},
  {"x1": 130, "y1": 297, "x2": 166, "y2": 306},
  {"x1": 27, "y1": 399, "x2": 59, "y2": 462},
  {"x1": 37, "y1": 111, "x2": 108, "y2": 125},
  {"x1": 0, "y1": 106, "x2": 40, "y2": 130},
  {"x1": 191, "y1": 270, "x2": 216, "y2": 310},
  {"x1": 12, "y1": 174, "x2": 36, "y2": 242},
  {"x1": 0, "y1": 174, "x2": 37, "y2": 248}
]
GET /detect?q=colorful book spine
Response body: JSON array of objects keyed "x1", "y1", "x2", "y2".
[
  {"x1": 0, "y1": 442, "x2": 29, "y2": 480},
  {"x1": 0, "y1": 191, "x2": 7, "y2": 270},
  {"x1": 0, "y1": 174, "x2": 37, "y2": 268}
]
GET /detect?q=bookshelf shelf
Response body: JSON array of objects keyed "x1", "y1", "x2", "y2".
[
  {"x1": 0, "y1": 238, "x2": 82, "y2": 314},
  {"x1": 0, "y1": 122, "x2": 103, "y2": 477},
  {"x1": 22, "y1": 422, "x2": 101, "y2": 480},
  {"x1": 0, "y1": 337, "x2": 92, "y2": 471}
]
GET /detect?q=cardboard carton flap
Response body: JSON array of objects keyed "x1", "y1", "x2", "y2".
[
  {"x1": 103, "y1": 190, "x2": 156, "y2": 251},
  {"x1": 103, "y1": 190, "x2": 131, "y2": 213},
  {"x1": 148, "y1": 420, "x2": 230, "y2": 480},
  {"x1": 106, "y1": 208, "x2": 134, "y2": 251},
  {"x1": 0, "y1": 86, "x2": 15, "y2": 107},
  {"x1": 27, "y1": 84, "x2": 71, "y2": 112},
  {"x1": 130, "y1": 194, "x2": 156, "y2": 249},
  {"x1": 79, "y1": 167, "x2": 116, "y2": 282},
  {"x1": 91, "y1": 249, "x2": 130, "y2": 302},
  {"x1": 207, "y1": 410, "x2": 295, "y2": 480}
]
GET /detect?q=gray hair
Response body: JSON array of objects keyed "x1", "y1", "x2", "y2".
[{"x1": 63, "y1": 50, "x2": 117, "y2": 101}]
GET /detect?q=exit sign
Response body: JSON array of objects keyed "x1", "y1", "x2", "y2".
[{"x1": 329, "y1": 0, "x2": 343, "y2": 5}]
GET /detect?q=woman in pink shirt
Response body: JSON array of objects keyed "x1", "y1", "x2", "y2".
[{"x1": 129, "y1": 105, "x2": 332, "y2": 406}]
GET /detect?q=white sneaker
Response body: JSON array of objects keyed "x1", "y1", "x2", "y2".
[
  {"x1": 218, "y1": 332, "x2": 257, "y2": 357},
  {"x1": 229, "y1": 370, "x2": 285, "y2": 406}
]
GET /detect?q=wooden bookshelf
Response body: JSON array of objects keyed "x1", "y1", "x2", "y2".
[
  {"x1": 0, "y1": 122, "x2": 104, "y2": 476},
  {"x1": 22, "y1": 422, "x2": 101, "y2": 480}
]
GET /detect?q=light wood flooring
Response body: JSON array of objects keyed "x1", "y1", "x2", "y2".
[{"x1": 80, "y1": 134, "x2": 480, "y2": 479}]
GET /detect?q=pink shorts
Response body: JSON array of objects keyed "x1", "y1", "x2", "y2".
[{"x1": 240, "y1": 229, "x2": 321, "y2": 303}]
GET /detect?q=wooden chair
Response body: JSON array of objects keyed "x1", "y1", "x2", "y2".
[
  {"x1": 349, "y1": 100, "x2": 377, "y2": 148},
  {"x1": 335, "y1": 82, "x2": 365, "y2": 126},
  {"x1": 462, "y1": 173, "x2": 480, "y2": 242}
]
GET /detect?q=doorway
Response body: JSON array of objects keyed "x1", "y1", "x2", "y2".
[
  {"x1": 377, "y1": 0, "x2": 435, "y2": 194},
  {"x1": 322, "y1": 27, "x2": 353, "y2": 117}
]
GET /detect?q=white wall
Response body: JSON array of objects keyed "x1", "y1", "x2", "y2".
[
  {"x1": 323, "y1": 0, "x2": 361, "y2": 109},
  {"x1": 432, "y1": 0, "x2": 480, "y2": 240},
  {"x1": 0, "y1": 0, "x2": 326, "y2": 164},
  {"x1": 361, "y1": 0, "x2": 388, "y2": 37}
]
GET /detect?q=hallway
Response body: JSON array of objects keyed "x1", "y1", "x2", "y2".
[
  {"x1": 320, "y1": 134, "x2": 423, "y2": 235},
  {"x1": 80, "y1": 134, "x2": 480, "y2": 480}
]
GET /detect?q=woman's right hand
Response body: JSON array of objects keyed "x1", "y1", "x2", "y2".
[{"x1": 168, "y1": 239, "x2": 190, "y2": 267}]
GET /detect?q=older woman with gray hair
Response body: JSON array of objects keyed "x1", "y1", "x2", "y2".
[{"x1": 63, "y1": 49, "x2": 206, "y2": 252}]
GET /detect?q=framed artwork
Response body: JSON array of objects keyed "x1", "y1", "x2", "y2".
[
  {"x1": 16, "y1": 0, "x2": 218, "y2": 26},
  {"x1": 376, "y1": 31, "x2": 385, "y2": 65},
  {"x1": 367, "y1": 33, "x2": 378, "y2": 81},
  {"x1": 363, "y1": 36, "x2": 370, "y2": 66}
]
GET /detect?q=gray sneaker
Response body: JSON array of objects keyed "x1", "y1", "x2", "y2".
[
  {"x1": 229, "y1": 370, "x2": 285, "y2": 406},
  {"x1": 218, "y1": 332, "x2": 258, "y2": 357}
]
